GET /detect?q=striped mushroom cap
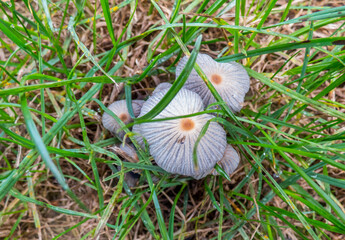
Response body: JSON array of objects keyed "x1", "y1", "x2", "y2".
[
  {"x1": 132, "y1": 123, "x2": 145, "y2": 149},
  {"x1": 137, "y1": 88, "x2": 227, "y2": 179},
  {"x1": 152, "y1": 82, "x2": 172, "y2": 95},
  {"x1": 212, "y1": 144, "x2": 240, "y2": 176},
  {"x1": 117, "y1": 143, "x2": 139, "y2": 162},
  {"x1": 102, "y1": 100, "x2": 144, "y2": 139},
  {"x1": 176, "y1": 53, "x2": 250, "y2": 112},
  {"x1": 133, "y1": 82, "x2": 173, "y2": 149}
]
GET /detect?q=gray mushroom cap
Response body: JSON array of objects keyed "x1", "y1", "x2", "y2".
[
  {"x1": 152, "y1": 82, "x2": 172, "y2": 95},
  {"x1": 102, "y1": 100, "x2": 144, "y2": 139},
  {"x1": 212, "y1": 144, "x2": 240, "y2": 176},
  {"x1": 132, "y1": 123, "x2": 145, "y2": 149},
  {"x1": 176, "y1": 53, "x2": 250, "y2": 112},
  {"x1": 117, "y1": 143, "x2": 139, "y2": 162},
  {"x1": 136, "y1": 88, "x2": 227, "y2": 179},
  {"x1": 133, "y1": 83, "x2": 173, "y2": 149}
]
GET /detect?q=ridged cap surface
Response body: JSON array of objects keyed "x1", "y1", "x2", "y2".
[
  {"x1": 137, "y1": 88, "x2": 227, "y2": 179},
  {"x1": 102, "y1": 100, "x2": 144, "y2": 138},
  {"x1": 176, "y1": 53, "x2": 250, "y2": 112},
  {"x1": 212, "y1": 144, "x2": 240, "y2": 176},
  {"x1": 152, "y1": 82, "x2": 172, "y2": 95}
]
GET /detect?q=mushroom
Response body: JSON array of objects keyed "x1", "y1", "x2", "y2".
[
  {"x1": 132, "y1": 123, "x2": 145, "y2": 149},
  {"x1": 136, "y1": 88, "x2": 227, "y2": 179},
  {"x1": 102, "y1": 100, "x2": 144, "y2": 139},
  {"x1": 176, "y1": 53, "x2": 250, "y2": 112},
  {"x1": 212, "y1": 144, "x2": 240, "y2": 176},
  {"x1": 109, "y1": 143, "x2": 140, "y2": 187},
  {"x1": 132, "y1": 82, "x2": 172, "y2": 149},
  {"x1": 110, "y1": 143, "x2": 139, "y2": 163},
  {"x1": 152, "y1": 82, "x2": 172, "y2": 95}
]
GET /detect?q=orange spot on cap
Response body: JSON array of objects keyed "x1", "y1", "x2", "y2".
[
  {"x1": 119, "y1": 113, "x2": 129, "y2": 122},
  {"x1": 180, "y1": 118, "x2": 195, "y2": 131},
  {"x1": 211, "y1": 74, "x2": 222, "y2": 85}
]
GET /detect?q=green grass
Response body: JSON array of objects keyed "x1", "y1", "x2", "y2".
[{"x1": 1, "y1": 0, "x2": 345, "y2": 239}]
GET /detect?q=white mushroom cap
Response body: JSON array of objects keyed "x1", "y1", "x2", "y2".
[
  {"x1": 152, "y1": 82, "x2": 172, "y2": 95},
  {"x1": 176, "y1": 53, "x2": 250, "y2": 112},
  {"x1": 102, "y1": 100, "x2": 144, "y2": 139},
  {"x1": 212, "y1": 144, "x2": 240, "y2": 176},
  {"x1": 118, "y1": 143, "x2": 139, "y2": 162},
  {"x1": 137, "y1": 88, "x2": 227, "y2": 179},
  {"x1": 132, "y1": 83, "x2": 173, "y2": 149},
  {"x1": 133, "y1": 83, "x2": 172, "y2": 149},
  {"x1": 132, "y1": 123, "x2": 145, "y2": 149}
]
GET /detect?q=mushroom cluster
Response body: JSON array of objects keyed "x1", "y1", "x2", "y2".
[{"x1": 102, "y1": 53, "x2": 250, "y2": 179}]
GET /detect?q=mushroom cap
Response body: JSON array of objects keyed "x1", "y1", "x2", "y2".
[
  {"x1": 137, "y1": 88, "x2": 227, "y2": 179},
  {"x1": 152, "y1": 82, "x2": 172, "y2": 95},
  {"x1": 132, "y1": 123, "x2": 145, "y2": 149},
  {"x1": 118, "y1": 143, "x2": 139, "y2": 162},
  {"x1": 102, "y1": 100, "x2": 144, "y2": 138},
  {"x1": 212, "y1": 144, "x2": 240, "y2": 176},
  {"x1": 133, "y1": 83, "x2": 174, "y2": 150},
  {"x1": 176, "y1": 53, "x2": 250, "y2": 112}
]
